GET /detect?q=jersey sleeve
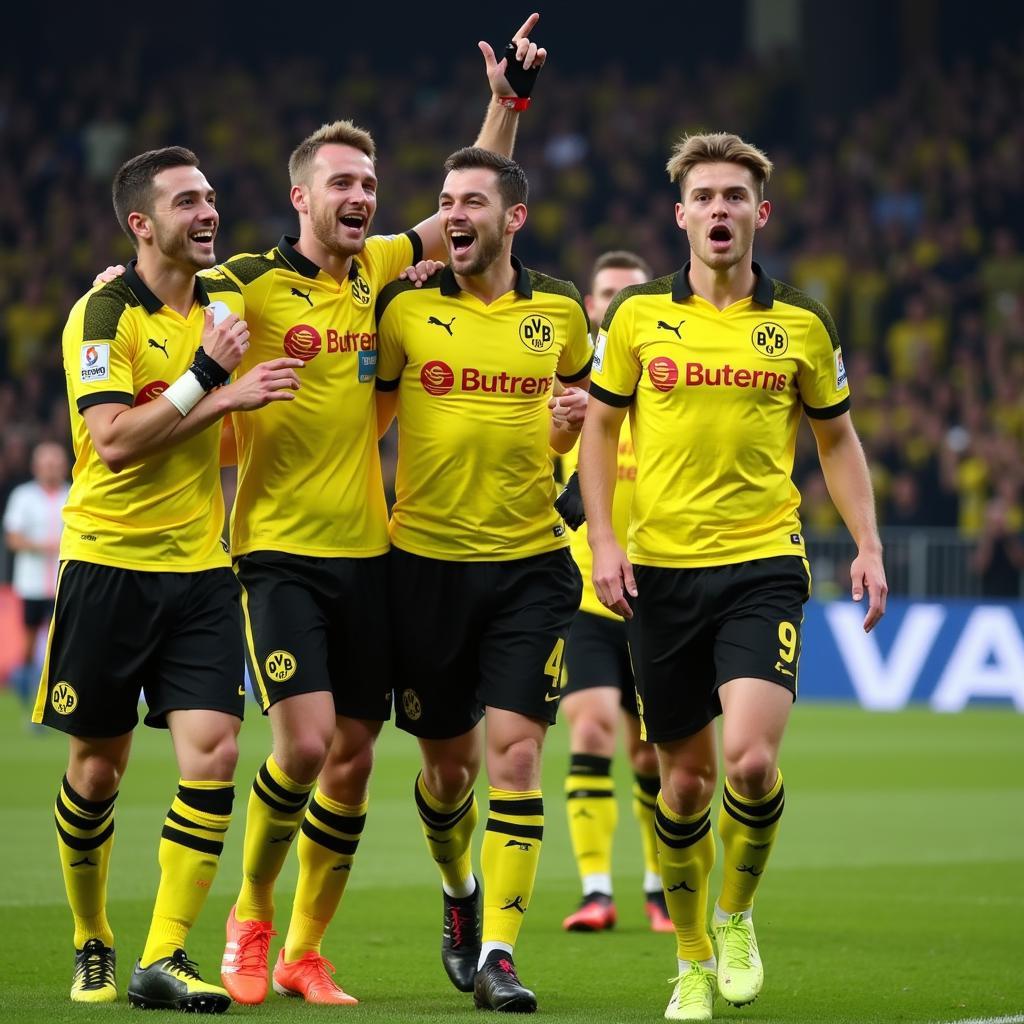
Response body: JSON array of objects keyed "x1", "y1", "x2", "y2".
[
  {"x1": 65, "y1": 290, "x2": 136, "y2": 412},
  {"x1": 375, "y1": 289, "x2": 407, "y2": 390},
  {"x1": 589, "y1": 295, "x2": 641, "y2": 408},
  {"x1": 556, "y1": 287, "x2": 594, "y2": 383},
  {"x1": 798, "y1": 307, "x2": 851, "y2": 419},
  {"x1": 361, "y1": 232, "x2": 419, "y2": 291}
]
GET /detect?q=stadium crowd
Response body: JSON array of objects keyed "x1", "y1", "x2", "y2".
[{"x1": 1, "y1": 38, "x2": 1022, "y2": 576}]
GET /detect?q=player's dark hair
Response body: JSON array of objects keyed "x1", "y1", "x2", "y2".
[
  {"x1": 289, "y1": 120, "x2": 376, "y2": 186},
  {"x1": 443, "y1": 147, "x2": 528, "y2": 209},
  {"x1": 666, "y1": 132, "x2": 773, "y2": 199},
  {"x1": 590, "y1": 250, "x2": 653, "y2": 288},
  {"x1": 112, "y1": 146, "x2": 200, "y2": 246}
]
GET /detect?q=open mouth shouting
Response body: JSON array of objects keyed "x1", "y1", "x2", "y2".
[
  {"x1": 448, "y1": 228, "x2": 476, "y2": 260},
  {"x1": 338, "y1": 211, "x2": 367, "y2": 237},
  {"x1": 709, "y1": 223, "x2": 733, "y2": 252},
  {"x1": 190, "y1": 227, "x2": 216, "y2": 253}
]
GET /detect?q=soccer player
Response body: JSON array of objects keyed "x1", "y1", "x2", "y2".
[
  {"x1": 374, "y1": 147, "x2": 592, "y2": 1013},
  {"x1": 212, "y1": 19, "x2": 548, "y2": 1007},
  {"x1": 3, "y1": 441, "x2": 69, "y2": 711},
  {"x1": 557, "y1": 251, "x2": 674, "y2": 935},
  {"x1": 35, "y1": 146, "x2": 301, "y2": 1011},
  {"x1": 579, "y1": 133, "x2": 887, "y2": 1021}
]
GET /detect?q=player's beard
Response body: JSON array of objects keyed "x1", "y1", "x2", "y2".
[
  {"x1": 153, "y1": 219, "x2": 216, "y2": 270},
  {"x1": 310, "y1": 198, "x2": 367, "y2": 259}
]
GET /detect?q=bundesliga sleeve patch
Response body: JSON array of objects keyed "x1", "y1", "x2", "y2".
[
  {"x1": 592, "y1": 332, "x2": 607, "y2": 374},
  {"x1": 834, "y1": 347, "x2": 847, "y2": 391},
  {"x1": 80, "y1": 343, "x2": 110, "y2": 383}
]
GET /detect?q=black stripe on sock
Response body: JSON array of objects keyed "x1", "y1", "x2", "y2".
[
  {"x1": 485, "y1": 818, "x2": 544, "y2": 841},
  {"x1": 177, "y1": 784, "x2": 235, "y2": 816},
  {"x1": 634, "y1": 773, "x2": 660, "y2": 797},
  {"x1": 724, "y1": 783, "x2": 785, "y2": 820},
  {"x1": 253, "y1": 774, "x2": 308, "y2": 815},
  {"x1": 569, "y1": 753, "x2": 612, "y2": 776},
  {"x1": 307, "y1": 798, "x2": 366, "y2": 837},
  {"x1": 300, "y1": 819, "x2": 359, "y2": 856},
  {"x1": 166, "y1": 807, "x2": 228, "y2": 834},
  {"x1": 654, "y1": 817, "x2": 711, "y2": 850},
  {"x1": 256, "y1": 763, "x2": 310, "y2": 812},
  {"x1": 722, "y1": 794, "x2": 785, "y2": 830},
  {"x1": 566, "y1": 788, "x2": 615, "y2": 800},
  {"x1": 61, "y1": 776, "x2": 117, "y2": 816},
  {"x1": 56, "y1": 793, "x2": 112, "y2": 832},
  {"x1": 414, "y1": 779, "x2": 475, "y2": 831},
  {"x1": 55, "y1": 817, "x2": 114, "y2": 851},
  {"x1": 633, "y1": 789, "x2": 658, "y2": 810},
  {"x1": 161, "y1": 824, "x2": 224, "y2": 856},
  {"x1": 489, "y1": 797, "x2": 544, "y2": 817}
]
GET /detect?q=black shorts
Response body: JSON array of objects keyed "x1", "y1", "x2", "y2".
[
  {"x1": 33, "y1": 560, "x2": 244, "y2": 737},
  {"x1": 236, "y1": 550, "x2": 392, "y2": 721},
  {"x1": 629, "y1": 556, "x2": 811, "y2": 744},
  {"x1": 563, "y1": 610, "x2": 638, "y2": 716},
  {"x1": 389, "y1": 546, "x2": 582, "y2": 739},
  {"x1": 22, "y1": 597, "x2": 54, "y2": 631}
]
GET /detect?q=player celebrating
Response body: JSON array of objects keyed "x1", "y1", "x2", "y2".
[
  {"x1": 35, "y1": 146, "x2": 300, "y2": 1012},
  {"x1": 579, "y1": 133, "x2": 887, "y2": 1021},
  {"x1": 374, "y1": 147, "x2": 592, "y2": 1013},
  {"x1": 556, "y1": 251, "x2": 674, "y2": 935},
  {"x1": 213, "y1": 18, "x2": 548, "y2": 1008}
]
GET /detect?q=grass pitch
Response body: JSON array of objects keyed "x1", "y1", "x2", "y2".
[{"x1": 2, "y1": 693, "x2": 1022, "y2": 1023}]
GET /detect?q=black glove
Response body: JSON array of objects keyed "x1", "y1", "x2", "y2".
[
  {"x1": 503, "y1": 41, "x2": 542, "y2": 98},
  {"x1": 554, "y1": 471, "x2": 585, "y2": 530}
]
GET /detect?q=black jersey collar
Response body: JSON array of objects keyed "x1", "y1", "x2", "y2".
[
  {"x1": 124, "y1": 259, "x2": 210, "y2": 315},
  {"x1": 671, "y1": 261, "x2": 774, "y2": 308},
  {"x1": 440, "y1": 255, "x2": 532, "y2": 299},
  {"x1": 278, "y1": 235, "x2": 360, "y2": 281}
]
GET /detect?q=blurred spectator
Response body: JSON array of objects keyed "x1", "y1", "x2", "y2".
[
  {"x1": 971, "y1": 487, "x2": 1024, "y2": 597},
  {"x1": 2, "y1": 441, "x2": 69, "y2": 705}
]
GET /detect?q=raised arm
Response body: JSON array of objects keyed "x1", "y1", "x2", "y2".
[
  {"x1": 809, "y1": 411, "x2": 888, "y2": 631},
  {"x1": 412, "y1": 13, "x2": 546, "y2": 259}
]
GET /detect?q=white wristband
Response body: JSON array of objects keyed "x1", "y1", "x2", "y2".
[{"x1": 162, "y1": 370, "x2": 206, "y2": 416}]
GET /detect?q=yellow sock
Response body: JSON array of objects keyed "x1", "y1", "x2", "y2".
[
  {"x1": 141, "y1": 781, "x2": 233, "y2": 966},
  {"x1": 415, "y1": 772, "x2": 477, "y2": 894},
  {"x1": 632, "y1": 772, "x2": 661, "y2": 883},
  {"x1": 564, "y1": 754, "x2": 616, "y2": 893},
  {"x1": 236, "y1": 755, "x2": 314, "y2": 922},
  {"x1": 481, "y1": 788, "x2": 543, "y2": 949},
  {"x1": 655, "y1": 793, "x2": 715, "y2": 962},
  {"x1": 717, "y1": 771, "x2": 784, "y2": 914},
  {"x1": 283, "y1": 790, "x2": 367, "y2": 961},
  {"x1": 55, "y1": 776, "x2": 116, "y2": 949}
]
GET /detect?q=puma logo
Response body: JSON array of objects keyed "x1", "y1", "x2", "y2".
[
  {"x1": 500, "y1": 896, "x2": 527, "y2": 913},
  {"x1": 737, "y1": 864, "x2": 763, "y2": 876},
  {"x1": 269, "y1": 831, "x2": 294, "y2": 844},
  {"x1": 70, "y1": 856, "x2": 97, "y2": 868},
  {"x1": 426, "y1": 835, "x2": 452, "y2": 844},
  {"x1": 291, "y1": 287, "x2": 313, "y2": 306},
  {"x1": 572, "y1": 808, "x2": 594, "y2": 819},
  {"x1": 667, "y1": 880, "x2": 696, "y2": 893},
  {"x1": 427, "y1": 315, "x2": 456, "y2": 335},
  {"x1": 331, "y1": 863, "x2": 351, "y2": 872},
  {"x1": 148, "y1": 338, "x2": 169, "y2": 357},
  {"x1": 656, "y1": 320, "x2": 683, "y2": 338},
  {"x1": 504, "y1": 839, "x2": 533, "y2": 851}
]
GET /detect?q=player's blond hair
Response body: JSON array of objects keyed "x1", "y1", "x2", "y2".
[
  {"x1": 288, "y1": 120, "x2": 376, "y2": 185},
  {"x1": 666, "y1": 133, "x2": 773, "y2": 199}
]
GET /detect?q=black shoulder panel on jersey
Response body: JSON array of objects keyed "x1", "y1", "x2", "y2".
[
  {"x1": 600, "y1": 274, "x2": 675, "y2": 333},
  {"x1": 406, "y1": 229, "x2": 423, "y2": 267},
  {"x1": 220, "y1": 250, "x2": 290, "y2": 286},
  {"x1": 375, "y1": 274, "x2": 441, "y2": 323},
  {"x1": 528, "y1": 271, "x2": 588, "y2": 325},
  {"x1": 201, "y1": 270, "x2": 242, "y2": 295},
  {"x1": 82, "y1": 280, "x2": 137, "y2": 343},
  {"x1": 772, "y1": 280, "x2": 842, "y2": 351}
]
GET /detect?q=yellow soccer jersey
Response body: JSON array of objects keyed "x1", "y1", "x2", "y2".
[
  {"x1": 61, "y1": 261, "x2": 243, "y2": 571},
  {"x1": 218, "y1": 233, "x2": 419, "y2": 558},
  {"x1": 562, "y1": 421, "x2": 636, "y2": 619},
  {"x1": 376, "y1": 260, "x2": 593, "y2": 561},
  {"x1": 590, "y1": 263, "x2": 850, "y2": 568}
]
